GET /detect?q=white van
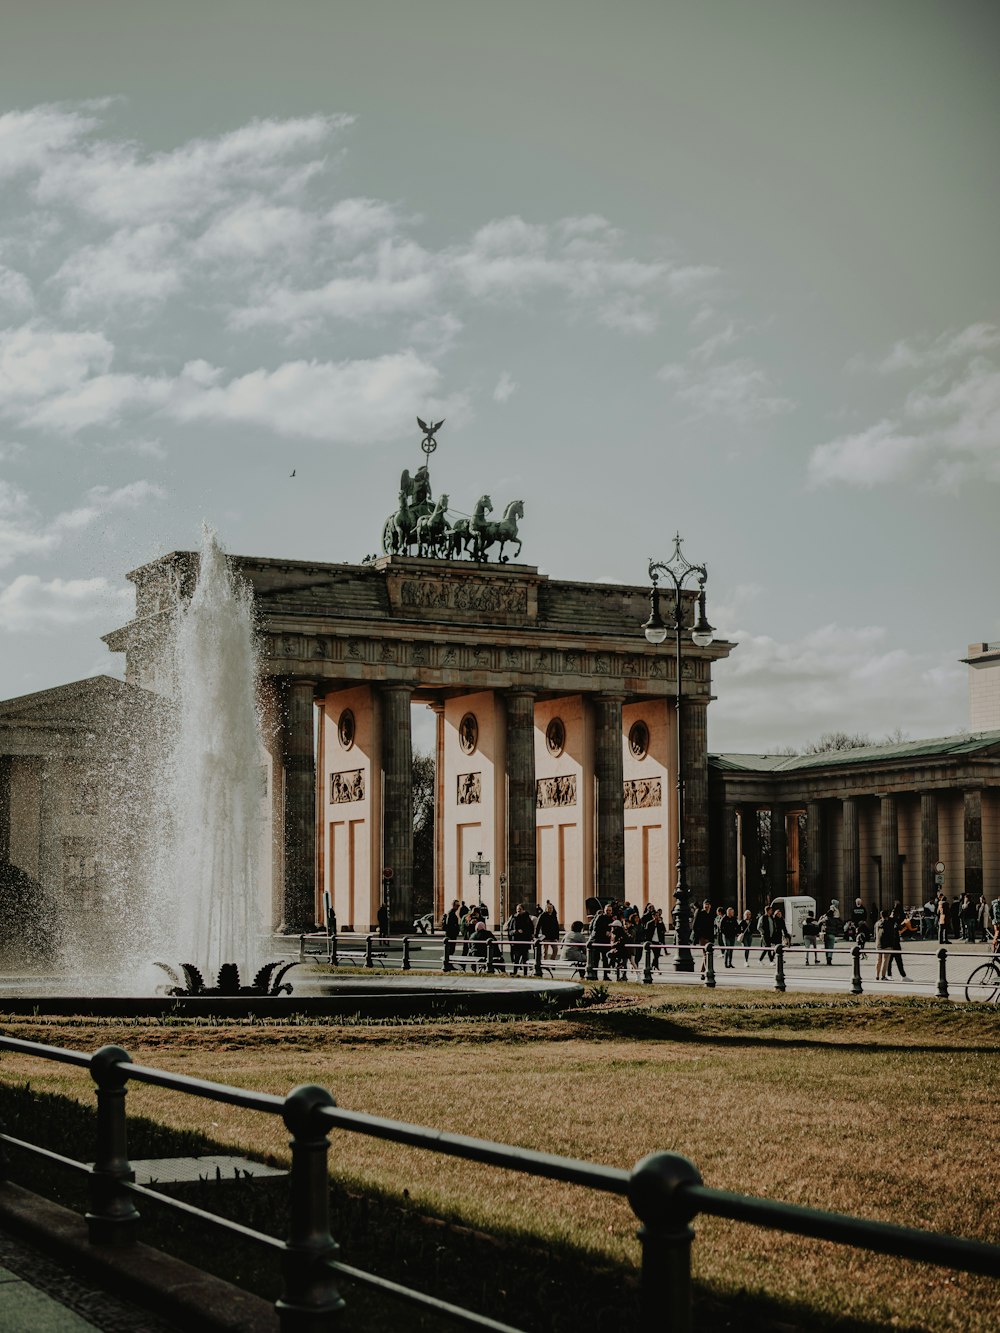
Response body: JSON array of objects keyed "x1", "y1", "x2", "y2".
[{"x1": 767, "y1": 895, "x2": 816, "y2": 944}]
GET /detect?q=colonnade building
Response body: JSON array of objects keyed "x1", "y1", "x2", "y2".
[
  {"x1": 105, "y1": 551, "x2": 734, "y2": 931},
  {"x1": 709, "y1": 733, "x2": 1000, "y2": 915}
]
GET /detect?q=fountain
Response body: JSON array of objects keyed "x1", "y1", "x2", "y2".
[{"x1": 0, "y1": 525, "x2": 582, "y2": 1018}]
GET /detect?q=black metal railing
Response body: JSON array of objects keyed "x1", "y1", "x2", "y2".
[
  {"x1": 300, "y1": 930, "x2": 993, "y2": 1001},
  {"x1": 1, "y1": 1035, "x2": 998, "y2": 1331}
]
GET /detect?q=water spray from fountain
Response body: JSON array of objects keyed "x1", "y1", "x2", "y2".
[{"x1": 153, "y1": 524, "x2": 266, "y2": 979}]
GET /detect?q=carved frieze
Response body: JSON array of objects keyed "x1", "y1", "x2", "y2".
[
  {"x1": 457, "y1": 772, "x2": 482, "y2": 805},
  {"x1": 624, "y1": 777, "x2": 661, "y2": 809},
  {"x1": 331, "y1": 770, "x2": 365, "y2": 803},
  {"x1": 537, "y1": 775, "x2": 577, "y2": 808},
  {"x1": 399, "y1": 578, "x2": 528, "y2": 616}
]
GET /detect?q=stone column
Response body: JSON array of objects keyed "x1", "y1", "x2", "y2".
[
  {"x1": 681, "y1": 698, "x2": 710, "y2": 900},
  {"x1": 880, "y1": 794, "x2": 900, "y2": 908},
  {"x1": 768, "y1": 804, "x2": 787, "y2": 901},
  {"x1": 722, "y1": 802, "x2": 740, "y2": 911},
  {"x1": 920, "y1": 792, "x2": 938, "y2": 904},
  {"x1": 841, "y1": 797, "x2": 860, "y2": 909},
  {"x1": 963, "y1": 789, "x2": 984, "y2": 899},
  {"x1": 281, "y1": 677, "x2": 318, "y2": 932},
  {"x1": 594, "y1": 694, "x2": 625, "y2": 905},
  {"x1": 505, "y1": 690, "x2": 537, "y2": 911},
  {"x1": 805, "y1": 800, "x2": 824, "y2": 902},
  {"x1": 381, "y1": 684, "x2": 414, "y2": 928},
  {"x1": 741, "y1": 806, "x2": 761, "y2": 910},
  {"x1": 430, "y1": 701, "x2": 446, "y2": 924}
]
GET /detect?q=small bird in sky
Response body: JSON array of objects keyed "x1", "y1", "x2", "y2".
[{"x1": 290, "y1": 469, "x2": 296, "y2": 477}]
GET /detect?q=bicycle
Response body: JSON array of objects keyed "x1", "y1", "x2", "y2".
[{"x1": 964, "y1": 953, "x2": 1000, "y2": 1003}]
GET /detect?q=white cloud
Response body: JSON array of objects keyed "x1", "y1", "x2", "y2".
[
  {"x1": 170, "y1": 349, "x2": 462, "y2": 443},
  {"x1": 0, "y1": 103, "x2": 99, "y2": 179},
  {"x1": 193, "y1": 198, "x2": 316, "y2": 261},
  {"x1": 659, "y1": 357, "x2": 794, "y2": 423},
  {"x1": 871, "y1": 322, "x2": 1000, "y2": 375},
  {"x1": 493, "y1": 372, "x2": 517, "y2": 403},
  {"x1": 0, "y1": 480, "x2": 58, "y2": 566},
  {"x1": 0, "y1": 265, "x2": 34, "y2": 312},
  {"x1": 0, "y1": 477, "x2": 164, "y2": 567},
  {"x1": 711, "y1": 621, "x2": 966, "y2": 751},
  {"x1": 812, "y1": 323, "x2": 1000, "y2": 489},
  {"x1": 0, "y1": 574, "x2": 130, "y2": 631},
  {"x1": 808, "y1": 418, "x2": 925, "y2": 488},
  {"x1": 34, "y1": 113, "x2": 352, "y2": 225},
  {"x1": 232, "y1": 237, "x2": 437, "y2": 334},
  {"x1": 0, "y1": 325, "x2": 113, "y2": 406},
  {"x1": 53, "y1": 223, "x2": 181, "y2": 313}
]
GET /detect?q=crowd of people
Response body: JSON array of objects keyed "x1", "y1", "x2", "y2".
[{"x1": 438, "y1": 889, "x2": 1000, "y2": 980}]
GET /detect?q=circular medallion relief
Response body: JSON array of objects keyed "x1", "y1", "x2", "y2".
[
  {"x1": 459, "y1": 712, "x2": 478, "y2": 755},
  {"x1": 545, "y1": 717, "x2": 566, "y2": 757},
  {"x1": 338, "y1": 710, "x2": 356, "y2": 750},
  {"x1": 628, "y1": 720, "x2": 650, "y2": 760}
]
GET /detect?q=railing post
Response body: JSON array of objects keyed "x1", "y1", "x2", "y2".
[
  {"x1": 402, "y1": 937, "x2": 411, "y2": 972},
  {"x1": 533, "y1": 938, "x2": 543, "y2": 978},
  {"x1": 851, "y1": 944, "x2": 863, "y2": 995},
  {"x1": 936, "y1": 947, "x2": 949, "y2": 999},
  {"x1": 774, "y1": 944, "x2": 786, "y2": 993},
  {"x1": 364, "y1": 935, "x2": 374, "y2": 969},
  {"x1": 86, "y1": 1045, "x2": 139, "y2": 1247},
  {"x1": 442, "y1": 938, "x2": 453, "y2": 973},
  {"x1": 704, "y1": 943, "x2": 716, "y2": 989},
  {"x1": 628, "y1": 1151, "x2": 702, "y2": 1333},
  {"x1": 299, "y1": 934, "x2": 306, "y2": 962},
  {"x1": 276, "y1": 1085, "x2": 345, "y2": 1330},
  {"x1": 328, "y1": 918, "x2": 338, "y2": 967},
  {"x1": 585, "y1": 944, "x2": 597, "y2": 982},
  {"x1": 643, "y1": 942, "x2": 653, "y2": 985}
]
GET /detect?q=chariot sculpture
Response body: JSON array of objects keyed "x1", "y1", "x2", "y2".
[{"x1": 380, "y1": 419, "x2": 525, "y2": 563}]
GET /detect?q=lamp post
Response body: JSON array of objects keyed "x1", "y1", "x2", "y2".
[{"x1": 642, "y1": 534, "x2": 714, "y2": 972}]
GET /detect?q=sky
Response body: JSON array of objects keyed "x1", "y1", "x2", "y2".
[{"x1": 0, "y1": 0, "x2": 998, "y2": 753}]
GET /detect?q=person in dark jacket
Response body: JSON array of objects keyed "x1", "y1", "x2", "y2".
[
  {"x1": 510, "y1": 903, "x2": 533, "y2": 976},
  {"x1": 691, "y1": 900, "x2": 715, "y2": 975},
  {"x1": 737, "y1": 909, "x2": 754, "y2": 966},
  {"x1": 534, "y1": 900, "x2": 561, "y2": 960},
  {"x1": 588, "y1": 904, "x2": 614, "y2": 979},
  {"x1": 758, "y1": 904, "x2": 776, "y2": 962},
  {"x1": 645, "y1": 908, "x2": 666, "y2": 970},
  {"x1": 718, "y1": 907, "x2": 739, "y2": 968}
]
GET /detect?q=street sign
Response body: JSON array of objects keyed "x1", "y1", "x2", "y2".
[
  {"x1": 469, "y1": 860, "x2": 491, "y2": 876},
  {"x1": 934, "y1": 861, "x2": 945, "y2": 873},
  {"x1": 934, "y1": 872, "x2": 945, "y2": 885},
  {"x1": 382, "y1": 867, "x2": 393, "y2": 881}
]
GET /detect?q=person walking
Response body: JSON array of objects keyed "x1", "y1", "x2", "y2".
[
  {"x1": 818, "y1": 905, "x2": 838, "y2": 965},
  {"x1": 802, "y1": 911, "x2": 820, "y2": 965},
  {"x1": 719, "y1": 906, "x2": 739, "y2": 968},
  {"x1": 874, "y1": 909, "x2": 891, "y2": 980},
  {"x1": 645, "y1": 907, "x2": 666, "y2": 970},
  {"x1": 534, "y1": 900, "x2": 561, "y2": 961},
  {"x1": 936, "y1": 893, "x2": 950, "y2": 945},
  {"x1": 510, "y1": 903, "x2": 533, "y2": 976},
  {"x1": 758, "y1": 904, "x2": 776, "y2": 963},
  {"x1": 588, "y1": 903, "x2": 614, "y2": 980},
  {"x1": 691, "y1": 899, "x2": 715, "y2": 976},
  {"x1": 738, "y1": 909, "x2": 754, "y2": 966}
]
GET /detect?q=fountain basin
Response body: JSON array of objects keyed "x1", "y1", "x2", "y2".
[{"x1": 0, "y1": 974, "x2": 584, "y2": 1020}]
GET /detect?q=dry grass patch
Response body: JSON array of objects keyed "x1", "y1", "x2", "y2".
[{"x1": 2, "y1": 991, "x2": 999, "y2": 1331}]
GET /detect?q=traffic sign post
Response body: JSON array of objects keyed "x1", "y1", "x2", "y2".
[
  {"x1": 469, "y1": 853, "x2": 490, "y2": 910},
  {"x1": 382, "y1": 867, "x2": 393, "y2": 927}
]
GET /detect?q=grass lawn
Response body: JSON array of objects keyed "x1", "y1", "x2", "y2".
[{"x1": 2, "y1": 987, "x2": 999, "y2": 1331}]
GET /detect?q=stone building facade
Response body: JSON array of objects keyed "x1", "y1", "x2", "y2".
[
  {"x1": 105, "y1": 551, "x2": 733, "y2": 931},
  {"x1": 709, "y1": 732, "x2": 1000, "y2": 915}
]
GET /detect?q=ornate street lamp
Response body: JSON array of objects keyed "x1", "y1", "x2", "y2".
[{"x1": 642, "y1": 534, "x2": 714, "y2": 971}]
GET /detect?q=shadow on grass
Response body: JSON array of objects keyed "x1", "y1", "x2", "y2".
[
  {"x1": 0, "y1": 1081, "x2": 925, "y2": 1333},
  {"x1": 564, "y1": 1005, "x2": 999, "y2": 1057}
]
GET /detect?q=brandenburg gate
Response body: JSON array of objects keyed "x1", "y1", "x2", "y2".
[{"x1": 106, "y1": 423, "x2": 733, "y2": 932}]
